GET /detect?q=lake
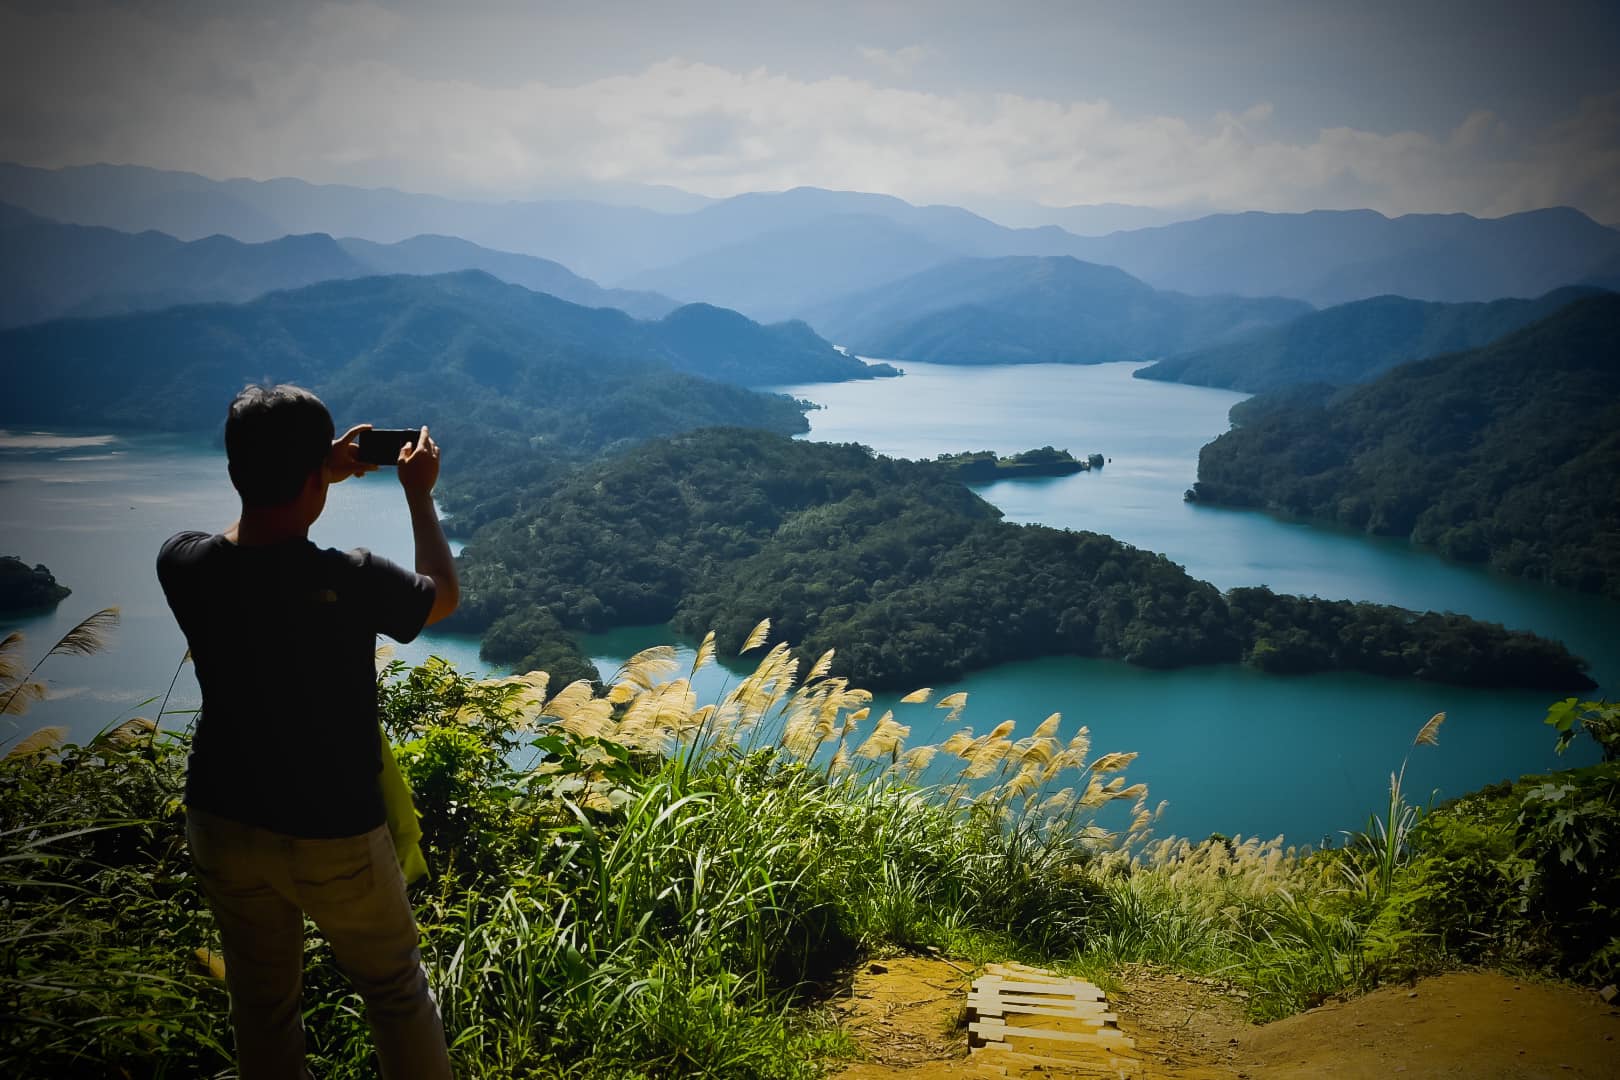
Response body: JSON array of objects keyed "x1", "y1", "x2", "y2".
[
  {"x1": 4, "y1": 361, "x2": 1613, "y2": 843},
  {"x1": 0, "y1": 430, "x2": 487, "y2": 744}
]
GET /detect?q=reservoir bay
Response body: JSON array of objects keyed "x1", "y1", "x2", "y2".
[{"x1": 4, "y1": 360, "x2": 1613, "y2": 843}]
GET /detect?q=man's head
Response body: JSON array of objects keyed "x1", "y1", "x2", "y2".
[{"x1": 225, "y1": 384, "x2": 334, "y2": 511}]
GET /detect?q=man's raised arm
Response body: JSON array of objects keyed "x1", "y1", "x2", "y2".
[{"x1": 398, "y1": 426, "x2": 459, "y2": 625}]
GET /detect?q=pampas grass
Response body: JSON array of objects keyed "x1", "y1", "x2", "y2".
[{"x1": 0, "y1": 607, "x2": 120, "y2": 720}]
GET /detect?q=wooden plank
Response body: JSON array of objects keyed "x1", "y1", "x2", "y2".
[
  {"x1": 971, "y1": 1024, "x2": 1134, "y2": 1051},
  {"x1": 974, "y1": 976, "x2": 1106, "y2": 1000},
  {"x1": 972, "y1": 1016, "x2": 1127, "y2": 1036},
  {"x1": 972, "y1": 997, "x2": 1114, "y2": 1016},
  {"x1": 982, "y1": 963, "x2": 1072, "y2": 982},
  {"x1": 969, "y1": 1003, "x2": 1118, "y2": 1023},
  {"x1": 969, "y1": 996, "x2": 1110, "y2": 1015}
]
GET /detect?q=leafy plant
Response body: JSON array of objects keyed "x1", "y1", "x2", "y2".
[
  {"x1": 1545, "y1": 697, "x2": 1620, "y2": 761},
  {"x1": 1342, "y1": 712, "x2": 1444, "y2": 905}
]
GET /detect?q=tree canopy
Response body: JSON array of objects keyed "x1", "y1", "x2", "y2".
[
  {"x1": 447, "y1": 428, "x2": 1593, "y2": 692},
  {"x1": 1191, "y1": 294, "x2": 1620, "y2": 599}
]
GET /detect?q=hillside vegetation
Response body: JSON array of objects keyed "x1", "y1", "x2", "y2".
[
  {"x1": 4, "y1": 644, "x2": 1615, "y2": 1077},
  {"x1": 1191, "y1": 294, "x2": 1620, "y2": 599},
  {"x1": 1136, "y1": 286, "x2": 1607, "y2": 392},
  {"x1": 0, "y1": 556, "x2": 70, "y2": 613},
  {"x1": 447, "y1": 428, "x2": 1593, "y2": 691},
  {"x1": 808, "y1": 256, "x2": 1308, "y2": 364},
  {"x1": 0, "y1": 269, "x2": 885, "y2": 442}
]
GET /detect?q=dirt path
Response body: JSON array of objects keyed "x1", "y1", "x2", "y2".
[
  {"x1": 830, "y1": 959, "x2": 1620, "y2": 1079},
  {"x1": 1235, "y1": 972, "x2": 1620, "y2": 1079}
]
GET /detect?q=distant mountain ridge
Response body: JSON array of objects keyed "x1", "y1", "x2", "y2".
[
  {"x1": 1063, "y1": 207, "x2": 1620, "y2": 308},
  {"x1": 1190, "y1": 294, "x2": 1620, "y2": 599},
  {"x1": 806, "y1": 255, "x2": 1310, "y2": 364},
  {"x1": 0, "y1": 209, "x2": 680, "y2": 327},
  {"x1": 1136, "y1": 286, "x2": 1612, "y2": 392},
  {"x1": 0, "y1": 164, "x2": 1093, "y2": 291},
  {"x1": 619, "y1": 213, "x2": 958, "y2": 322},
  {"x1": 965, "y1": 198, "x2": 1212, "y2": 236},
  {"x1": 5, "y1": 163, "x2": 1617, "y2": 318},
  {"x1": 0, "y1": 270, "x2": 887, "y2": 436}
]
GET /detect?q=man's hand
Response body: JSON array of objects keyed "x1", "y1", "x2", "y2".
[
  {"x1": 398, "y1": 425, "x2": 440, "y2": 497},
  {"x1": 326, "y1": 424, "x2": 378, "y2": 485}
]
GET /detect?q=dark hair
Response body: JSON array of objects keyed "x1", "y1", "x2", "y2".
[{"x1": 225, "y1": 384, "x2": 334, "y2": 507}]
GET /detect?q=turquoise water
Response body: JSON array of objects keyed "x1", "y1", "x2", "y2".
[
  {"x1": 0, "y1": 431, "x2": 488, "y2": 744},
  {"x1": 4, "y1": 362, "x2": 1613, "y2": 841}
]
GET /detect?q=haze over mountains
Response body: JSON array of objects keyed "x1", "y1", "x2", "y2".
[
  {"x1": 4, "y1": 164, "x2": 1618, "y2": 325},
  {"x1": 1063, "y1": 208, "x2": 1620, "y2": 308},
  {"x1": 807, "y1": 256, "x2": 1310, "y2": 364},
  {"x1": 0, "y1": 208, "x2": 678, "y2": 327}
]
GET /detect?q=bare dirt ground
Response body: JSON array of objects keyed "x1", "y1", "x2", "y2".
[{"x1": 830, "y1": 958, "x2": 1620, "y2": 1079}]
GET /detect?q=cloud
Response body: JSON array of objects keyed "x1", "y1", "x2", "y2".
[
  {"x1": 857, "y1": 44, "x2": 932, "y2": 77},
  {"x1": 1, "y1": 3, "x2": 1616, "y2": 221}
]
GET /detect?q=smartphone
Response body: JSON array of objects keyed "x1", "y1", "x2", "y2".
[{"x1": 355, "y1": 428, "x2": 420, "y2": 466}]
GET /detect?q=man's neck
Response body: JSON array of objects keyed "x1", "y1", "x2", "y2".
[{"x1": 226, "y1": 507, "x2": 310, "y2": 547}]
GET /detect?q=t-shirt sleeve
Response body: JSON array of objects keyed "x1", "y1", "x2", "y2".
[
  {"x1": 348, "y1": 548, "x2": 437, "y2": 644},
  {"x1": 155, "y1": 530, "x2": 211, "y2": 604}
]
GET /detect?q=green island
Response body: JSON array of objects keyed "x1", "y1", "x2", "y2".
[
  {"x1": 446, "y1": 428, "x2": 1593, "y2": 692},
  {"x1": 935, "y1": 446, "x2": 1103, "y2": 481},
  {"x1": 1190, "y1": 294, "x2": 1620, "y2": 600},
  {"x1": 0, "y1": 556, "x2": 71, "y2": 613}
]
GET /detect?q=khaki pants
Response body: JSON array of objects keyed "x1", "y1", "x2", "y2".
[{"x1": 186, "y1": 808, "x2": 452, "y2": 1079}]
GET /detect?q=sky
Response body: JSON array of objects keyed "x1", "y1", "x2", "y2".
[{"x1": 2, "y1": 0, "x2": 1618, "y2": 221}]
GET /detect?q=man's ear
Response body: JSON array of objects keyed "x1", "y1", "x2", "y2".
[{"x1": 299, "y1": 466, "x2": 328, "y2": 518}]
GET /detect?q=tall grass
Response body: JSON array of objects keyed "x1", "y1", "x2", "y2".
[
  {"x1": 5, "y1": 626, "x2": 1602, "y2": 1075},
  {"x1": 4, "y1": 626, "x2": 1151, "y2": 1076}
]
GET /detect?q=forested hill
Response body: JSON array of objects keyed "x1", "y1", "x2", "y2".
[
  {"x1": 1135, "y1": 286, "x2": 1608, "y2": 392},
  {"x1": 806, "y1": 256, "x2": 1308, "y2": 365},
  {"x1": 0, "y1": 208, "x2": 681, "y2": 327},
  {"x1": 447, "y1": 428, "x2": 1593, "y2": 692},
  {"x1": 0, "y1": 270, "x2": 891, "y2": 431},
  {"x1": 0, "y1": 272, "x2": 814, "y2": 499},
  {"x1": 1191, "y1": 293, "x2": 1620, "y2": 598}
]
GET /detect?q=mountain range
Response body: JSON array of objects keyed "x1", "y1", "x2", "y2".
[
  {"x1": 1062, "y1": 207, "x2": 1620, "y2": 308},
  {"x1": 0, "y1": 208, "x2": 678, "y2": 328},
  {"x1": 6, "y1": 164, "x2": 1618, "y2": 319},
  {"x1": 805, "y1": 256, "x2": 1310, "y2": 364},
  {"x1": 1135, "y1": 286, "x2": 1612, "y2": 392},
  {"x1": 0, "y1": 270, "x2": 887, "y2": 437}
]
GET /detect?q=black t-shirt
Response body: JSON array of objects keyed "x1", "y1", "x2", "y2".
[{"x1": 157, "y1": 531, "x2": 435, "y2": 838}]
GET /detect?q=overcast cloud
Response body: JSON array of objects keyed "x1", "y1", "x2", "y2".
[{"x1": 2, "y1": 0, "x2": 1617, "y2": 220}]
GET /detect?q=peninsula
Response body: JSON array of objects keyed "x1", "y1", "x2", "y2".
[{"x1": 0, "y1": 556, "x2": 71, "y2": 614}]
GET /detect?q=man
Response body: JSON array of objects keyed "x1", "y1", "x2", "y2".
[{"x1": 157, "y1": 384, "x2": 458, "y2": 1079}]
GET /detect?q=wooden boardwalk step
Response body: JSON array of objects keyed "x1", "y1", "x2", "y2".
[{"x1": 967, "y1": 962, "x2": 1137, "y2": 1075}]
